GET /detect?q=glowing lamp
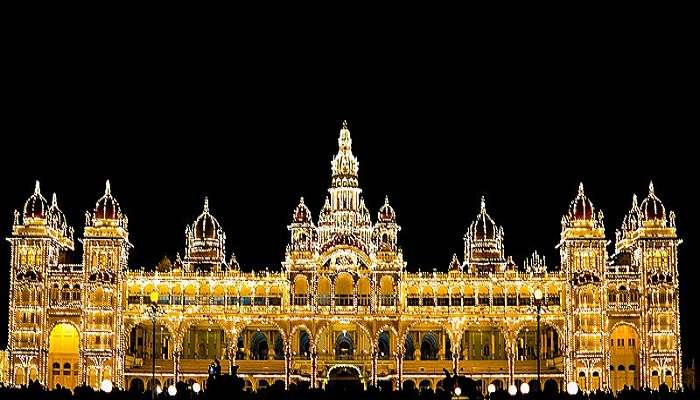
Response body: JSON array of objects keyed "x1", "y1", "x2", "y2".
[
  {"x1": 100, "y1": 379, "x2": 113, "y2": 393},
  {"x1": 487, "y1": 384, "x2": 496, "y2": 394},
  {"x1": 534, "y1": 289, "x2": 543, "y2": 300},
  {"x1": 168, "y1": 384, "x2": 177, "y2": 396},
  {"x1": 508, "y1": 384, "x2": 517, "y2": 396},
  {"x1": 520, "y1": 382, "x2": 530, "y2": 394},
  {"x1": 192, "y1": 382, "x2": 201, "y2": 393},
  {"x1": 454, "y1": 386, "x2": 461, "y2": 396},
  {"x1": 150, "y1": 291, "x2": 159, "y2": 304},
  {"x1": 567, "y1": 382, "x2": 579, "y2": 396},
  {"x1": 156, "y1": 385, "x2": 163, "y2": 394}
]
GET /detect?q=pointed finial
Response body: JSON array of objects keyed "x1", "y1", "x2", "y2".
[
  {"x1": 649, "y1": 180, "x2": 655, "y2": 195},
  {"x1": 342, "y1": 120, "x2": 348, "y2": 129},
  {"x1": 105, "y1": 180, "x2": 111, "y2": 195},
  {"x1": 578, "y1": 182, "x2": 585, "y2": 196},
  {"x1": 203, "y1": 196, "x2": 209, "y2": 213},
  {"x1": 34, "y1": 180, "x2": 41, "y2": 195},
  {"x1": 299, "y1": 196, "x2": 305, "y2": 205},
  {"x1": 51, "y1": 193, "x2": 58, "y2": 207},
  {"x1": 632, "y1": 194, "x2": 638, "y2": 208},
  {"x1": 480, "y1": 196, "x2": 486, "y2": 213},
  {"x1": 385, "y1": 195, "x2": 390, "y2": 205}
]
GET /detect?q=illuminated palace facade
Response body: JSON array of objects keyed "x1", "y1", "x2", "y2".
[{"x1": 5, "y1": 122, "x2": 683, "y2": 393}]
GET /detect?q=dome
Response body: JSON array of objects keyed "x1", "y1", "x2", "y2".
[
  {"x1": 639, "y1": 181, "x2": 666, "y2": 222},
  {"x1": 471, "y1": 196, "x2": 498, "y2": 240},
  {"x1": 47, "y1": 193, "x2": 68, "y2": 232},
  {"x1": 293, "y1": 197, "x2": 312, "y2": 223},
  {"x1": 95, "y1": 180, "x2": 121, "y2": 220},
  {"x1": 23, "y1": 181, "x2": 49, "y2": 221},
  {"x1": 449, "y1": 254, "x2": 462, "y2": 272},
  {"x1": 193, "y1": 197, "x2": 221, "y2": 240},
  {"x1": 378, "y1": 195, "x2": 396, "y2": 222},
  {"x1": 568, "y1": 183, "x2": 595, "y2": 221}
]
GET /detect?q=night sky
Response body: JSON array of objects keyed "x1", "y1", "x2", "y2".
[{"x1": 1, "y1": 37, "x2": 696, "y2": 372}]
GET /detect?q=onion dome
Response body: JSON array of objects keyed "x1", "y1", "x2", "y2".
[
  {"x1": 319, "y1": 196, "x2": 332, "y2": 225},
  {"x1": 639, "y1": 181, "x2": 666, "y2": 223},
  {"x1": 228, "y1": 253, "x2": 240, "y2": 271},
  {"x1": 449, "y1": 253, "x2": 462, "y2": 272},
  {"x1": 359, "y1": 198, "x2": 371, "y2": 224},
  {"x1": 568, "y1": 183, "x2": 595, "y2": 221},
  {"x1": 293, "y1": 197, "x2": 313, "y2": 224},
  {"x1": 23, "y1": 181, "x2": 49, "y2": 221},
  {"x1": 193, "y1": 197, "x2": 222, "y2": 239},
  {"x1": 378, "y1": 195, "x2": 396, "y2": 223},
  {"x1": 471, "y1": 196, "x2": 499, "y2": 240},
  {"x1": 47, "y1": 193, "x2": 68, "y2": 233},
  {"x1": 95, "y1": 180, "x2": 121, "y2": 220},
  {"x1": 331, "y1": 120, "x2": 360, "y2": 188}
]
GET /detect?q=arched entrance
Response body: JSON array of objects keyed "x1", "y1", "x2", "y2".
[
  {"x1": 335, "y1": 332, "x2": 354, "y2": 359},
  {"x1": 48, "y1": 323, "x2": 80, "y2": 390},
  {"x1": 610, "y1": 324, "x2": 640, "y2": 391},
  {"x1": 327, "y1": 365, "x2": 363, "y2": 392}
]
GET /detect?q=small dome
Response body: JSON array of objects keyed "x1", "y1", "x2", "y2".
[
  {"x1": 193, "y1": 197, "x2": 221, "y2": 240},
  {"x1": 378, "y1": 196, "x2": 396, "y2": 222},
  {"x1": 23, "y1": 181, "x2": 49, "y2": 220},
  {"x1": 449, "y1": 254, "x2": 462, "y2": 272},
  {"x1": 568, "y1": 183, "x2": 595, "y2": 221},
  {"x1": 293, "y1": 197, "x2": 312, "y2": 223},
  {"x1": 640, "y1": 181, "x2": 666, "y2": 222},
  {"x1": 47, "y1": 193, "x2": 68, "y2": 232},
  {"x1": 471, "y1": 196, "x2": 498, "y2": 240},
  {"x1": 95, "y1": 180, "x2": 121, "y2": 220}
]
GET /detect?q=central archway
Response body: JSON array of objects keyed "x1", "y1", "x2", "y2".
[
  {"x1": 327, "y1": 365, "x2": 363, "y2": 392},
  {"x1": 48, "y1": 323, "x2": 80, "y2": 390}
]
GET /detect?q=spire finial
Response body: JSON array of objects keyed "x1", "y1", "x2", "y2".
[
  {"x1": 203, "y1": 196, "x2": 209, "y2": 213},
  {"x1": 649, "y1": 180, "x2": 655, "y2": 195},
  {"x1": 385, "y1": 195, "x2": 390, "y2": 205},
  {"x1": 105, "y1": 180, "x2": 111, "y2": 195},
  {"x1": 34, "y1": 180, "x2": 41, "y2": 195},
  {"x1": 480, "y1": 196, "x2": 486, "y2": 213},
  {"x1": 342, "y1": 120, "x2": 348, "y2": 129},
  {"x1": 299, "y1": 196, "x2": 305, "y2": 205},
  {"x1": 632, "y1": 193, "x2": 638, "y2": 208},
  {"x1": 578, "y1": 182, "x2": 585, "y2": 196},
  {"x1": 51, "y1": 193, "x2": 58, "y2": 207}
]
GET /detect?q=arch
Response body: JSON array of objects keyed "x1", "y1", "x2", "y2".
[
  {"x1": 379, "y1": 275, "x2": 394, "y2": 295},
  {"x1": 419, "y1": 379, "x2": 432, "y2": 391},
  {"x1": 318, "y1": 276, "x2": 331, "y2": 306},
  {"x1": 378, "y1": 331, "x2": 391, "y2": 359},
  {"x1": 335, "y1": 332, "x2": 355, "y2": 359},
  {"x1": 609, "y1": 323, "x2": 640, "y2": 391},
  {"x1": 357, "y1": 276, "x2": 371, "y2": 306},
  {"x1": 128, "y1": 322, "x2": 173, "y2": 360},
  {"x1": 420, "y1": 332, "x2": 439, "y2": 360},
  {"x1": 299, "y1": 330, "x2": 311, "y2": 357},
  {"x1": 463, "y1": 325, "x2": 507, "y2": 360},
  {"x1": 129, "y1": 378, "x2": 145, "y2": 393},
  {"x1": 335, "y1": 272, "x2": 354, "y2": 306},
  {"x1": 250, "y1": 331, "x2": 269, "y2": 360},
  {"x1": 48, "y1": 322, "x2": 80, "y2": 389},
  {"x1": 404, "y1": 334, "x2": 416, "y2": 360}
]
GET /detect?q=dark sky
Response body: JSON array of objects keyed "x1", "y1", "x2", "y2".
[{"x1": 1, "y1": 29, "x2": 697, "y2": 370}]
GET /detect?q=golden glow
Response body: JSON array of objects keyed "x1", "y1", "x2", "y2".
[{"x1": 4, "y1": 122, "x2": 684, "y2": 393}]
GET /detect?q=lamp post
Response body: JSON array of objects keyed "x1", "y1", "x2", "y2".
[
  {"x1": 534, "y1": 289, "x2": 544, "y2": 388},
  {"x1": 146, "y1": 291, "x2": 163, "y2": 399}
]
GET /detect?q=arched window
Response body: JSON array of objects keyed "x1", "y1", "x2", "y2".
[
  {"x1": 63, "y1": 363, "x2": 72, "y2": 375},
  {"x1": 617, "y1": 365, "x2": 625, "y2": 371},
  {"x1": 52, "y1": 363, "x2": 61, "y2": 375}
]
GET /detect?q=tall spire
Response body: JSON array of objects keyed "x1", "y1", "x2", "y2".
[
  {"x1": 51, "y1": 193, "x2": 58, "y2": 207},
  {"x1": 34, "y1": 180, "x2": 41, "y2": 195},
  {"x1": 105, "y1": 180, "x2": 111, "y2": 195},
  {"x1": 632, "y1": 193, "x2": 638, "y2": 209},
  {"x1": 331, "y1": 120, "x2": 359, "y2": 187},
  {"x1": 649, "y1": 180, "x2": 655, "y2": 195},
  {"x1": 480, "y1": 196, "x2": 486, "y2": 213},
  {"x1": 578, "y1": 182, "x2": 585, "y2": 196},
  {"x1": 203, "y1": 196, "x2": 209, "y2": 213}
]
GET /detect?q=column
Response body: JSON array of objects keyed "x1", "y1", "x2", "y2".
[
  {"x1": 452, "y1": 347, "x2": 460, "y2": 374},
  {"x1": 371, "y1": 348, "x2": 378, "y2": 387},
  {"x1": 284, "y1": 345, "x2": 291, "y2": 389},
  {"x1": 173, "y1": 350, "x2": 181, "y2": 383},
  {"x1": 396, "y1": 349, "x2": 404, "y2": 390},
  {"x1": 310, "y1": 350, "x2": 318, "y2": 389},
  {"x1": 507, "y1": 347, "x2": 515, "y2": 386}
]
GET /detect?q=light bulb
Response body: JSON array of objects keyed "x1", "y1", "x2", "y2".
[
  {"x1": 567, "y1": 382, "x2": 579, "y2": 396},
  {"x1": 520, "y1": 382, "x2": 530, "y2": 394},
  {"x1": 487, "y1": 384, "x2": 496, "y2": 394},
  {"x1": 508, "y1": 384, "x2": 517, "y2": 396},
  {"x1": 100, "y1": 379, "x2": 113, "y2": 393}
]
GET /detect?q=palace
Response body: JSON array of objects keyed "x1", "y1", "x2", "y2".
[{"x1": 4, "y1": 122, "x2": 683, "y2": 394}]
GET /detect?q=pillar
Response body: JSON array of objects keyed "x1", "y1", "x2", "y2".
[
  {"x1": 396, "y1": 348, "x2": 404, "y2": 390},
  {"x1": 284, "y1": 345, "x2": 291, "y2": 389},
  {"x1": 371, "y1": 348, "x2": 378, "y2": 387},
  {"x1": 310, "y1": 350, "x2": 318, "y2": 389}
]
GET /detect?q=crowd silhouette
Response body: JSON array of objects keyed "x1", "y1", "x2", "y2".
[{"x1": 0, "y1": 369, "x2": 695, "y2": 400}]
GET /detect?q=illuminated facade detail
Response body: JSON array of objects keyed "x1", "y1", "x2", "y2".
[{"x1": 4, "y1": 122, "x2": 682, "y2": 394}]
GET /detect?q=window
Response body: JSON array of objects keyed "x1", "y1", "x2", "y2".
[
  {"x1": 293, "y1": 296, "x2": 307, "y2": 306},
  {"x1": 407, "y1": 297, "x2": 419, "y2": 306},
  {"x1": 464, "y1": 297, "x2": 476, "y2": 306},
  {"x1": 617, "y1": 339, "x2": 624, "y2": 347},
  {"x1": 628, "y1": 338, "x2": 635, "y2": 347},
  {"x1": 610, "y1": 339, "x2": 614, "y2": 347},
  {"x1": 422, "y1": 297, "x2": 435, "y2": 307},
  {"x1": 451, "y1": 297, "x2": 462, "y2": 306},
  {"x1": 63, "y1": 363, "x2": 71, "y2": 375},
  {"x1": 629, "y1": 365, "x2": 636, "y2": 371},
  {"x1": 52, "y1": 363, "x2": 60, "y2": 375},
  {"x1": 618, "y1": 365, "x2": 625, "y2": 371},
  {"x1": 269, "y1": 297, "x2": 282, "y2": 306},
  {"x1": 437, "y1": 297, "x2": 449, "y2": 306}
]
